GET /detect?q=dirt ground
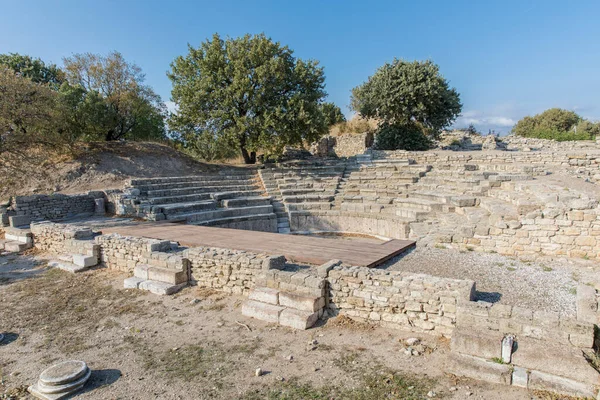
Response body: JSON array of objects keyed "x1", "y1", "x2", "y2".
[
  {"x1": 0, "y1": 252, "x2": 582, "y2": 400},
  {"x1": 0, "y1": 142, "x2": 249, "y2": 200}
]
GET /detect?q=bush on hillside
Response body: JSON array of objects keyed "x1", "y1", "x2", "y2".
[
  {"x1": 374, "y1": 123, "x2": 432, "y2": 151},
  {"x1": 513, "y1": 108, "x2": 599, "y2": 140}
]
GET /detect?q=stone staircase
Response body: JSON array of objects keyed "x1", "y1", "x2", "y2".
[
  {"x1": 0, "y1": 216, "x2": 34, "y2": 254},
  {"x1": 125, "y1": 170, "x2": 278, "y2": 232},
  {"x1": 124, "y1": 256, "x2": 190, "y2": 296}
]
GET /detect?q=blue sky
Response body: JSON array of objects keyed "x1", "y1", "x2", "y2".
[{"x1": 1, "y1": 0, "x2": 599, "y2": 134}]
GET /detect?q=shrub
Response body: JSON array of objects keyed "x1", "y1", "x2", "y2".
[
  {"x1": 513, "y1": 108, "x2": 597, "y2": 141},
  {"x1": 374, "y1": 123, "x2": 432, "y2": 151}
]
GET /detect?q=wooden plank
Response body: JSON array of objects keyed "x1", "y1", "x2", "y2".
[{"x1": 101, "y1": 222, "x2": 415, "y2": 267}]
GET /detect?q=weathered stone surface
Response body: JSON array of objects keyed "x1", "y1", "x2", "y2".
[
  {"x1": 29, "y1": 360, "x2": 91, "y2": 400},
  {"x1": 123, "y1": 277, "x2": 144, "y2": 289},
  {"x1": 147, "y1": 266, "x2": 188, "y2": 285},
  {"x1": 242, "y1": 300, "x2": 284, "y2": 324},
  {"x1": 510, "y1": 337, "x2": 600, "y2": 385},
  {"x1": 279, "y1": 292, "x2": 324, "y2": 312},
  {"x1": 576, "y1": 284, "x2": 598, "y2": 324},
  {"x1": 511, "y1": 367, "x2": 528, "y2": 388},
  {"x1": 279, "y1": 308, "x2": 319, "y2": 330},
  {"x1": 528, "y1": 370, "x2": 598, "y2": 399},
  {"x1": 9, "y1": 215, "x2": 30, "y2": 228},
  {"x1": 248, "y1": 287, "x2": 279, "y2": 305},
  {"x1": 72, "y1": 254, "x2": 97, "y2": 268},
  {"x1": 446, "y1": 353, "x2": 512, "y2": 385},
  {"x1": 138, "y1": 280, "x2": 185, "y2": 296},
  {"x1": 48, "y1": 260, "x2": 88, "y2": 273},
  {"x1": 450, "y1": 328, "x2": 503, "y2": 359}
]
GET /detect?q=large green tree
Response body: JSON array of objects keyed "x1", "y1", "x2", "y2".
[
  {"x1": 62, "y1": 51, "x2": 166, "y2": 141},
  {"x1": 0, "y1": 53, "x2": 65, "y2": 87},
  {"x1": 351, "y1": 59, "x2": 462, "y2": 135},
  {"x1": 169, "y1": 33, "x2": 328, "y2": 164}
]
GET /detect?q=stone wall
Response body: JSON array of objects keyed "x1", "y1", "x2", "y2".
[
  {"x1": 30, "y1": 222, "x2": 99, "y2": 258},
  {"x1": 326, "y1": 265, "x2": 475, "y2": 336},
  {"x1": 185, "y1": 247, "x2": 282, "y2": 295},
  {"x1": 95, "y1": 233, "x2": 182, "y2": 273},
  {"x1": 311, "y1": 132, "x2": 374, "y2": 158},
  {"x1": 8, "y1": 192, "x2": 103, "y2": 221},
  {"x1": 290, "y1": 210, "x2": 411, "y2": 239}
]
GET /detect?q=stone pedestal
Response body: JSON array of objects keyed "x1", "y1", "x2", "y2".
[{"x1": 29, "y1": 360, "x2": 91, "y2": 400}]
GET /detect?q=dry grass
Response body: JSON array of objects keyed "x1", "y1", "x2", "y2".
[
  {"x1": 325, "y1": 314, "x2": 375, "y2": 331},
  {"x1": 1, "y1": 268, "x2": 145, "y2": 355},
  {"x1": 329, "y1": 115, "x2": 378, "y2": 137}
]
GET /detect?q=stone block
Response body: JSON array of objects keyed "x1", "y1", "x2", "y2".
[
  {"x1": 147, "y1": 266, "x2": 188, "y2": 285},
  {"x1": 72, "y1": 254, "x2": 97, "y2": 268},
  {"x1": 528, "y1": 370, "x2": 598, "y2": 399},
  {"x1": 262, "y1": 255, "x2": 286, "y2": 270},
  {"x1": 248, "y1": 287, "x2": 279, "y2": 305},
  {"x1": 124, "y1": 277, "x2": 145, "y2": 289},
  {"x1": 48, "y1": 260, "x2": 87, "y2": 273},
  {"x1": 446, "y1": 353, "x2": 512, "y2": 385},
  {"x1": 139, "y1": 280, "x2": 185, "y2": 295},
  {"x1": 279, "y1": 292, "x2": 324, "y2": 312},
  {"x1": 576, "y1": 284, "x2": 598, "y2": 324},
  {"x1": 4, "y1": 241, "x2": 31, "y2": 252},
  {"x1": 279, "y1": 308, "x2": 319, "y2": 330},
  {"x1": 511, "y1": 367, "x2": 529, "y2": 388},
  {"x1": 9, "y1": 215, "x2": 30, "y2": 228},
  {"x1": 241, "y1": 300, "x2": 284, "y2": 324},
  {"x1": 133, "y1": 264, "x2": 150, "y2": 280},
  {"x1": 511, "y1": 337, "x2": 600, "y2": 385},
  {"x1": 317, "y1": 259, "x2": 341, "y2": 278},
  {"x1": 450, "y1": 328, "x2": 503, "y2": 359}
]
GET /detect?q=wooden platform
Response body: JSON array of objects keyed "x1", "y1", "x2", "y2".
[{"x1": 101, "y1": 223, "x2": 415, "y2": 268}]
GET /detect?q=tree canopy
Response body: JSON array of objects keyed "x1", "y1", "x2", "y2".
[
  {"x1": 0, "y1": 53, "x2": 65, "y2": 87},
  {"x1": 513, "y1": 108, "x2": 599, "y2": 140},
  {"x1": 350, "y1": 59, "x2": 462, "y2": 134},
  {"x1": 168, "y1": 33, "x2": 328, "y2": 164},
  {"x1": 63, "y1": 51, "x2": 166, "y2": 141},
  {"x1": 321, "y1": 102, "x2": 346, "y2": 127}
]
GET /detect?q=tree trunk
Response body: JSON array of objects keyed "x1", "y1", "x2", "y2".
[{"x1": 241, "y1": 147, "x2": 256, "y2": 164}]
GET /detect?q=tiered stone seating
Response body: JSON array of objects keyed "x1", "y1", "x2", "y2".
[{"x1": 126, "y1": 170, "x2": 277, "y2": 231}]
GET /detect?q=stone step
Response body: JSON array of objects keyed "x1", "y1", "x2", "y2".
[
  {"x1": 393, "y1": 197, "x2": 446, "y2": 212},
  {"x1": 155, "y1": 200, "x2": 218, "y2": 216},
  {"x1": 396, "y1": 208, "x2": 430, "y2": 221},
  {"x1": 221, "y1": 196, "x2": 272, "y2": 208},
  {"x1": 282, "y1": 194, "x2": 335, "y2": 203},
  {"x1": 48, "y1": 260, "x2": 89, "y2": 273},
  {"x1": 146, "y1": 184, "x2": 260, "y2": 198},
  {"x1": 134, "y1": 177, "x2": 260, "y2": 192},
  {"x1": 134, "y1": 264, "x2": 188, "y2": 285},
  {"x1": 2, "y1": 240, "x2": 32, "y2": 253},
  {"x1": 191, "y1": 213, "x2": 276, "y2": 228},
  {"x1": 286, "y1": 202, "x2": 332, "y2": 211},
  {"x1": 278, "y1": 227, "x2": 291, "y2": 234},
  {"x1": 174, "y1": 205, "x2": 274, "y2": 223},
  {"x1": 211, "y1": 190, "x2": 265, "y2": 201},
  {"x1": 147, "y1": 193, "x2": 213, "y2": 205},
  {"x1": 130, "y1": 172, "x2": 256, "y2": 186},
  {"x1": 124, "y1": 277, "x2": 186, "y2": 295},
  {"x1": 278, "y1": 221, "x2": 290, "y2": 228},
  {"x1": 342, "y1": 195, "x2": 395, "y2": 205}
]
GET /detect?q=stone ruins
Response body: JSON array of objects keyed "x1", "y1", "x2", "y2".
[{"x1": 2, "y1": 134, "x2": 600, "y2": 398}]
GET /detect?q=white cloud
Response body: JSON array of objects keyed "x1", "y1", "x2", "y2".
[{"x1": 453, "y1": 110, "x2": 516, "y2": 133}]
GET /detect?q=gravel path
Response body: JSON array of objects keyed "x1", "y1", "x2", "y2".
[{"x1": 383, "y1": 246, "x2": 582, "y2": 316}]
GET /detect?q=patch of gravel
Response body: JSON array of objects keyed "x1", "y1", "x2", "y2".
[{"x1": 383, "y1": 246, "x2": 579, "y2": 316}]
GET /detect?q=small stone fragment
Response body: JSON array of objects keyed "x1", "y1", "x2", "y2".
[{"x1": 255, "y1": 368, "x2": 263, "y2": 377}]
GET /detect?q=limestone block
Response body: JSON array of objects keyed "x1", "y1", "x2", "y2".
[
  {"x1": 72, "y1": 255, "x2": 97, "y2": 268},
  {"x1": 446, "y1": 353, "x2": 512, "y2": 385},
  {"x1": 279, "y1": 308, "x2": 319, "y2": 330},
  {"x1": 123, "y1": 277, "x2": 144, "y2": 289},
  {"x1": 139, "y1": 280, "x2": 185, "y2": 295},
  {"x1": 511, "y1": 367, "x2": 529, "y2": 388},
  {"x1": 317, "y1": 259, "x2": 341, "y2": 278},
  {"x1": 147, "y1": 266, "x2": 188, "y2": 285},
  {"x1": 4, "y1": 241, "x2": 31, "y2": 252},
  {"x1": 450, "y1": 328, "x2": 503, "y2": 359},
  {"x1": 576, "y1": 284, "x2": 599, "y2": 324},
  {"x1": 279, "y1": 292, "x2": 324, "y2": 312},
  {"x1": 248, "y1": 287, "x2": 279, "y2": 305},
  {"x1": 133, "y1": 265, "x2": 150, "y2": 280},
  {"x1": 48, "y1": 260, "x2": 88, "y2": 274},
  {"x1": 511, "y1": 337, "x2": 600, "y2": 385},
  {"x1": 528, "y1": 370, "x2": 598, "y2": 399},
  {"x1": 241, "y1": 300, "x2": 284, "y2": 324}
]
